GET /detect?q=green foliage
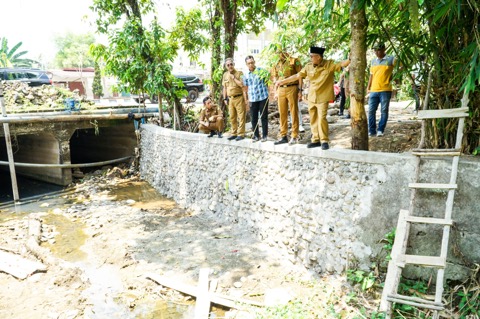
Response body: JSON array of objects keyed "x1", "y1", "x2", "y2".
[
  {"x1": 255, "y1": 300, "x2": 312, "y2": 319},
  {"x1": 92, "y1": 62, "x2": 103, "y2": 98},
  {"x1": 89, "y1": 0, "x2": 181, "y2": 107},
  {"x1": 456, "y1": 289, "x2": 480, "y2": 317},
  {"x1": 53, "y1": 32, "x2": 95, "y2": 68},
  {"x1": 381, "y1": 228, "x2": 396, "y2": 261},
  {"x1": 347, "y1": 269, "x2": 377, "y2": 292},
  {"x1": 274, "y1": 0, "x2": 480, "y2": 153},
  {"x1": 253, "y1": 67, "x2": 272, "y2": 86},
  {"x1": 0, "y1": 37, "x2": 35, "y2": 67},
  {"x1": 170, "y1": 7, "x2": 209, "y2": 61}
]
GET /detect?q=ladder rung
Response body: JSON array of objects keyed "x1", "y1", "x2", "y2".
[
  {"x1": 404, "y1": 216, "x2": 453, "y2": 226},
  {"x1": 409, "y1": 183, "x2": 457, "y2": 190},
  {"x1": 412, "y1": 148, "x2": 461, "y2": 156},
  {"x1": 418, "y1": 107, "x2": 469, "y2": 119},
  {"x1": 387, "y1": 294, "x2": 444, "y2": 311},
  {"x1": 397, "y1": 254, "x2": 446, "y2": 267}
]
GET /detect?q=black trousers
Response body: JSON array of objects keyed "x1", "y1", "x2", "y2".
[
  {"x1": 250, "y1": 98, "x2": 269, "y2": 138},
  {"x1": 339, "y1": 87, "x2": 346, "y2": 115}
]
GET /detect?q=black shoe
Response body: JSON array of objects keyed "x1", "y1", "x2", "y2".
[
  {"x1": 227, "y1": 135, "x2": 237, "y2": 140},
  {"x1": 235, "y1": 136, "x2": 244, "y2": 141},
  {"x1": 218, "y1": 132, "x2": 223, "y2": 138},
  {"x1": 274, "y1": 136, "x2": 288, "y2": 145},
  {"x1": 252, "y1": 136, "x2": 260, "y2": 142},
  {"x1": 321, "y1": 142, "x2": 329, "y2": 150},
  {"x1": 307, "y1": 142, "x2": 321, "y2": 148},
  {"x1": 208, "y1": 131, "x2": 216, "y2": 137}
]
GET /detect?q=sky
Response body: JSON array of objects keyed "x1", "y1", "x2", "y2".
[{"x1": 0, "y1": 0, "x2": 198, "y2": 65}]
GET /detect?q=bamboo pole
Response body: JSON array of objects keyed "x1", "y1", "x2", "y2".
[
  {"x1": 0, "y1": 113, "x2": 155, "y2": 125},
  {"x1": 0, "y1": 155, "x2": 132, "y2": 168},
  {"x1": 1, "y1": 97, "x2": 20, "y2": 202}
]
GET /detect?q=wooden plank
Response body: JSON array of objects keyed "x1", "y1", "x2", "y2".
[
  {"x1": 412, "y1": 148, "x2": 461, "y2": 153},
  {"x1": 404, "y1": 216, "x2": 453, "y2": 226},
  {"x1": 409, "y1": 183, "x2": 457, "y2": 190},
  {"x1": 380, "y1": 210, "x2": 409, "y2": 312},
  {"x1": 194, "y1": 268, "x2": 211, "y2": 319},
  {"x1": 417, "y1": 107, "x2": 469, "y2": 119},
  {"x1": 398, "y1": 254, "x2": 446, "y2": 268},
  {"x1": 412, "y1": 150, "x2": 461, "y2": 157},
  {"x1": 146, "y1": 273, "x2": 264, "y2": 309},
  {"x1": 387, "y1": 296, "x2": 444, "y2": 311},
  {"x1": 387, "y1": 293, "x2": 443, "y2": 306},
  {"x1": 0, "y1": 250, "x2": 46, "y2": 279}
]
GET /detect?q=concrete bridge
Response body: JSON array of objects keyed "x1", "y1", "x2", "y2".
[{"x1": 0, "y1": 103, "x2": 158, "y2": 193}]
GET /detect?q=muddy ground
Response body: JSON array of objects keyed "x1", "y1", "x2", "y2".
[
  {"x1": 0, "y1": 100, "x2": 420, "y2": 319},
  {"x1": 266, "y1": 99, "x2": 421, "y2": 153}
]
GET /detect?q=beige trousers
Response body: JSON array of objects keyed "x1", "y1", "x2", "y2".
[
  {"x1": 228, "y1": 96, "x2": 246, "y2": 137},
  {"x1": 308, "y1": 101, "x2": 329, "y2": 143},
  {"x1": 278, "y1": 86, "x2": 299, "y2": 138}
]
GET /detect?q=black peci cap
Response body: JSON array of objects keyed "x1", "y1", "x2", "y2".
[{"x1": 310, "y1": 46, "x2": 326, "y2": 56}]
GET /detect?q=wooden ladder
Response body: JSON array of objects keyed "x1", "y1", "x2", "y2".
[{"x1": 379, "y1": 91, "x2": 469, "y2": 319}]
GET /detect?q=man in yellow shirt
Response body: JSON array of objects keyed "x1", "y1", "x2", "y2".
[
  {"x1": 366, "y1": 42, "x2": 396, "y2": 137},
  {"x1": 275, "y1": 46, "x2": 350, "y2": 150},
  {"x1": 198, "y1": 96, "x2": 224, "y2": 138},
  {"x1": 222, "y1": 58, "x2": 247, "y2": 141}
]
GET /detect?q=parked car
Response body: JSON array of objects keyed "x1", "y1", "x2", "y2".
[
  {"x1": 132, "y1": 74, "x2": 205, "y2": 103},
  {"x1": 174, "y1": 74, "x2": 205, "y2": 102},
  {"x1": 0, "y1": 68, "x2": 52, "y2": 87}
]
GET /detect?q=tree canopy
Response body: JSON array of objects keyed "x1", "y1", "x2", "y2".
[
  {"x1": 53, "y1": 32, "x2": 96, "y2": 69},
  {"x1": 274, "y1": 0, "x2": 479, "y2": 153}
]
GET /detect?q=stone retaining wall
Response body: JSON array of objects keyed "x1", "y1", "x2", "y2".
[{"x1": 140, "y1": 125, "x2": 480, "y2": 280}]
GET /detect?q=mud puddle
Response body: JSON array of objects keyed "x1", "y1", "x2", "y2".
[{"x1": 106, "y1": 180, "x2": 177, "y2": 210}]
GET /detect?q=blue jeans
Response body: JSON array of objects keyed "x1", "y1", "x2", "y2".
[{"x1": 368, "y1": 91, "x2": 392, "y2": 134}]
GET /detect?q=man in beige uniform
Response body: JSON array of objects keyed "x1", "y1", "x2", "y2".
[
  {"x1": 272, "y1": 50, "x2": 303, "y2": 145},
  {"x1": 275, "y1": 46, "x2": 349, "y2": 150},
  {"x1": 198, "y1": 96, "x2": 224, "y2": 138},
  {"x1": 222, "y1": 58, "x2": 247, "y2": 141}
]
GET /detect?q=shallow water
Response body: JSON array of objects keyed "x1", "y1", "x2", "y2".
[
  {"x1": 107, "y1": 180, "x2": 177, "y2": 210},
  {"x1": 0, "y1": 178, "x2": 221, "y2": 319}
]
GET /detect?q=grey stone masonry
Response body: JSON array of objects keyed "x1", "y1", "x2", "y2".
[{"x1": 140, "y1": 125, "x2": 480, "y2": 280}]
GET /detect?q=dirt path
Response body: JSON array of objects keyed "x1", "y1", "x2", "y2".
[{"x1": 267, "y1": 99, "x2": 421, "y2": 153}]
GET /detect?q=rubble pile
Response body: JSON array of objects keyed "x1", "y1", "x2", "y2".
[{"x1": 0, "y1": 81, "x2": 93, "y2": 112}]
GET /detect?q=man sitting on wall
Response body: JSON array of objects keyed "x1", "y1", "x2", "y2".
[{"x1": 198, "y1": 96, "x2": 224, "y2": 138}]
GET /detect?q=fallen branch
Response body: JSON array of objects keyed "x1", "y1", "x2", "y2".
[{"x1": 146, "y1": 273, "x2": 264, "y2": 310}]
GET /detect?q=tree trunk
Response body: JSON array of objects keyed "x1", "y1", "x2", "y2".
[
  {"x1": 220, "y1": 0, "x2": 237, "y2": 60},
  {"x1": 158, "y1": 94, "x2": 164, "y2": 127},
  {"x1": 210, "y1": 4, "x2": 223, "y2": 106},
  {"x1": 349, "y1": 0, "x2": 369, "y2": 150}
]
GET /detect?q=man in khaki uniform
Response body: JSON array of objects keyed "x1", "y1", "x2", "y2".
[
  {"x1": 222, "y1": 58, "x2": 247, "y2": 141},
  {"x1": 275, "y1": 46, "x2": 350, "y2": 150},
  {"x1": 198, "y1": 96, "x2": 224, "y2": 138},
  {"x1": 272, "y1": 50, "x2": 303, "y2": 145}
]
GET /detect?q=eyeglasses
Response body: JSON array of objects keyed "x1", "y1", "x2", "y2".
[{"x1": 226, "y1": 63, "x2": 233, "y2": 66}]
